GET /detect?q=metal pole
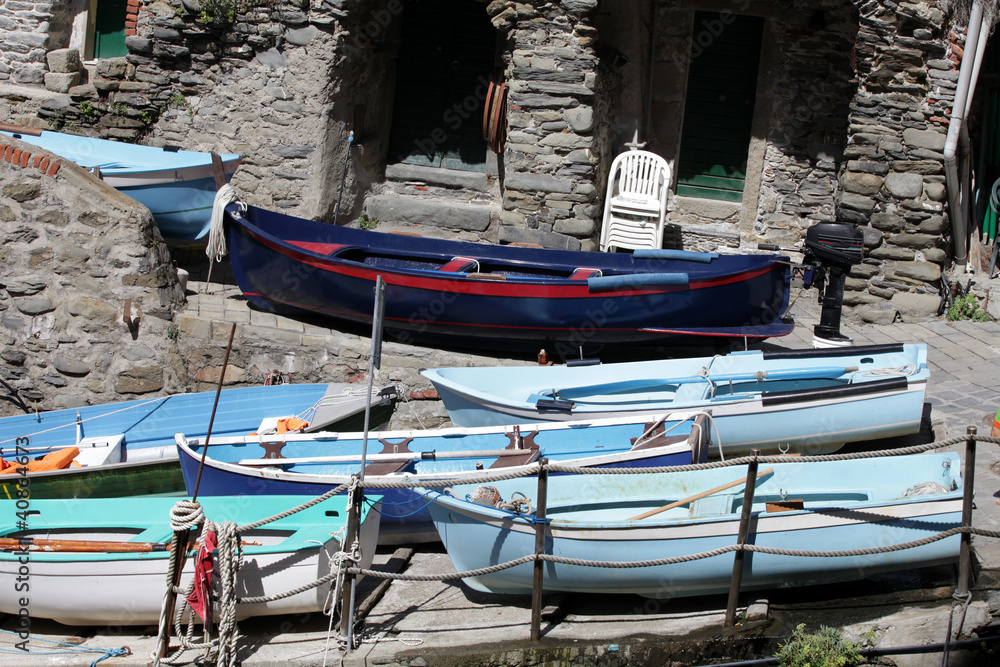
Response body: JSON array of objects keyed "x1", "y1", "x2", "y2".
[
  {"x1": 726, "y1": 449, "x2": 760, "y2": 626},
  {"x1": 530, "y1": 458, "x2": 549, "y2": 641},
  {"x1": 340, "y1": 475, "x2": 362, "y2": 650},
  {"x1": 956, "y1": 427, "x2": 977, "y2": 597}
]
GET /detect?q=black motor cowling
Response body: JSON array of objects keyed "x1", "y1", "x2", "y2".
[
  {"x1": 802, "y1": 222, "x2": 864, "y2": 345},
  {"x1": 804, "y1": 222, "x2": 864, "y2": 267}
]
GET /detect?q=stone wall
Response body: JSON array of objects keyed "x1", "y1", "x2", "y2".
[
  {"x1": 0, "y1": 0, "x2": 61, "y2": 84},
  {"x1": 2, "y1": 0, "x2": 979, "y2": 319},
  {"x1": 489, "y1": 0, "x2": 603, "y2": 250},
  {"x1": 838, "y1": 0, "x2": 953, "y2": 321},
  {"x1": 0, "y1": 134, "x2": 187, "y2": 417}
]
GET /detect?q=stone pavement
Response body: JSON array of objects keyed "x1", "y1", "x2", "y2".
[{"x1": 3, "y1": 261, "x2": 1000, "y2": 666}]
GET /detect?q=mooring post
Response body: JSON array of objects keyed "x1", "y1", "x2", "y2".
[
  {"x1": 530, "y1": 457, "x2": 549, "y2": 641},
  {"x1": 340, "y1": 476, "x2": 362, "y2": 650},
  {"x1": 725, "y1": 449, "x2": 760, "y2": 627},
  {"x1": 957, "y1": 427, "x2": 977, "y2": 597}
]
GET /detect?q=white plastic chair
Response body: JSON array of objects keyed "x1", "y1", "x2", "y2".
[{"x1": 599, "y1": 149, "x2": 671, "y2": 252}]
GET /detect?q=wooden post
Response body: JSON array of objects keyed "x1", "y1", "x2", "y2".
[
  {"x1": 530, "y1": 458, "x2": 549, "y2": 641},
  {"x1": 957, "y1": 427, "x2": 976, "y2": 597},
  {"x1": 725, "y1": 450, "x2": 760, "y2": 626},
  {"x1": 154, "y1": 323, "x2": 236, "y2": 665},
  {"x1": 339, "y1": 476, "x2": 362, "y2": 651}
]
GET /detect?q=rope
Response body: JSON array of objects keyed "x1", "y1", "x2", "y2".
[
  {"x1": 862, "y1": 363, "x2": 917, "y2": 378},
  {"x1": 235, "y1": 481, "x2": 352, "y2": 532},
  {"x1": 206, "y1": 184, "x2": 237, "y2": 263},
  {"x1": 0, "y1": 629, "x2": 130, "y2": 665},
  {"x1": 347, "y1": 526, "x2": 1000, "y2": 581},
  {"x1": 169, "y1": 500, "x2": 205, "y2": 531},
  {"x1": 213, "y1": 521, "x2": 241, "y2": 667}
]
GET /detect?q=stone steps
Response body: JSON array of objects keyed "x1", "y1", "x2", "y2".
[{"x1": 363, "y1": 163, "x2": 499, "y2": 238}]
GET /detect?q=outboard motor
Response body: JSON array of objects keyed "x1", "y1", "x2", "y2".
[{"x1": 760, "y1": 221, "x2": 864, "y2": 348}]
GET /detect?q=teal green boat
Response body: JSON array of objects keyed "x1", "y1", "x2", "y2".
[{"x1": 0, "y1": 494, "x2": 381, "y2": 625}]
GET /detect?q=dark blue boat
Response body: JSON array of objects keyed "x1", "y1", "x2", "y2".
[{"x1": 224, "y1": 203, "x2": 792, "y2": 351}]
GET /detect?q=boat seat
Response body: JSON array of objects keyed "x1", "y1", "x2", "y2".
[
  {"x1": 363, "y1": 459, "x2": 413, "y2": 476},
  {"x1": 286, "y1": 240, "x2": 355, "y2": 256},
  {"x1": 488, "y1": 449, "x2": 540, "y2": 469},
  {"x1": 441, "y1": 256, "x2": 480, "y2": 272},
  {"x1": 570, "y1": 267, "x2": 602, "y2": 280}
]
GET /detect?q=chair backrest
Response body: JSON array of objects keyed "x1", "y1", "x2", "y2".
[
  {"x1": 600, "y1": 149, "x2": 671, "y2": 252},
  {"x1": 607, "y1": 150, "x2": 670, "y2": 202}
]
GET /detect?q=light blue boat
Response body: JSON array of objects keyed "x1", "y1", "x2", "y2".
[
  {"x1": 423, "y1": 452, "x2": 963, "y2": 597},
  {"x1": 0, "y1": 494, "x2": 381, "y2": 625},
  {"x1": 422, "y1": 343, "x2": 930, "y2": 456},
  {"x1": 0, "y1": 383, "x2": 397, "y2": 498},
  {"x1": 0, "y1": 127, "x2": 240, "y2": 239},
  {"x1": 174, "y1": 413, "x2": 710, "y2": 544}
]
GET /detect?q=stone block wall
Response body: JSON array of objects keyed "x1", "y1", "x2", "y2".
[
  {"x1": 0, "y1": 0, "x2": 59, "y2": 84},
  {"x1": 489, "y1": 0, "x2": 603, "y2": 250},
  {"x1": 836, "y1": 1, "x2": 953, "y2": 319},
  {"x1": 0, "y1": 134, "x2": 187, "y2": 417}
]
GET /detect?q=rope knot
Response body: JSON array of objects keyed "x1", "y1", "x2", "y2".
[{"x1": 169, "y1": 500, "x2": 205, "y2": 533}]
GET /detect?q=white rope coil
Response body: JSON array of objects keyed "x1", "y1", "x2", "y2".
[
  {"x1": 206, "y1": 183, "x2": 238, "y2": 263},
  {"x1": 169, "y1": 500, "x2": 205, "y2": 532}
]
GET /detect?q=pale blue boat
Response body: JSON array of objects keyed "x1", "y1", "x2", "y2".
[
  {"x1": 0, "y1": 383, "x2": 397, "y2": 498},
  {"x1": 423, "y1": 452, "x2": 963, "y2": 597},
  {"x1": 174, "y1": 413, "x2": 710, "y2": 544},
  {"x1": 0, "y1": 128, "x2": 240, "y2": 239},
  {"x1": 422, "y1": 343, "x2": 930, "y2": 456}
]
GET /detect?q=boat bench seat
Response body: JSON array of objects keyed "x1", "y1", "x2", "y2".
[
  {"x1": 570, "y1": 267, "x2": 602, "y2": 280},
  {"x1": 488, "y1": 449, "x2": 539, "y2": 469},
  {"x1": 363, "y1": 460, "x2": 413, "y2": 476},
  {"x1": 441, "y1": 256, "x2": 480, "y2": 272}
]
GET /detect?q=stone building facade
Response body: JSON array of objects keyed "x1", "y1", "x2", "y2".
[{"x1": 0, "y1": 0, "x2": 979, "y2": 321}]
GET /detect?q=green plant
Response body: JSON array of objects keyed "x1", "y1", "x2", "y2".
[
  {"x1": 947, "y1": 293, "x2": 990, "y2": 322},
  {"x1": 111, "y1": 102, "x2": 128, "y2": 118},
  {"x1": 166, "y1": 91, "x2": 194, "y2": 118},
  {"x1": 79, "y1": 99, "x2": 98, "y2": 122},
  {"x1": 200, "y1": 0, "x2": 238, "y2": 25},
  {"x1": 139, "y1": 109, "x2": 159, "y2": 125},
  {"x1": 166, "y1": 323, "x2": 179, "y2": 341},
  {"x1": 358, "y1": 212, "x2": 379, "y2": 230},
  {"x1": 775, "y1": 624, "x2": 862, "y2": 667}
]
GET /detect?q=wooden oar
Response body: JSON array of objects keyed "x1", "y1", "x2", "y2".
[
  {"x1": 0, "y1": 122, "x2": 43, "y2": 136},
  {"x1": 627, "y1": 468, "x2": 774, "y2": 521},
  {"x1": 0, "y1": 536, "x2": 261, "y2": 553},
  {"x1": 0, "y1": 537, "x2": 167, "y2": 553}
]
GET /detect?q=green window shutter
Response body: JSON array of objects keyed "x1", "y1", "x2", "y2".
[
  {"x1": 676, "y1": 12, "x2": 763, "y2": 202},
  {"x1": 95, "y1": 0, "x2": 129, "y2": 59}
]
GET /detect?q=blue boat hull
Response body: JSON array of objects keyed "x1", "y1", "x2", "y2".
[
  {"x1": 175, "y1": 415, "x2": 708, "y2": 543},
  {"x1": 425, "y1": 453, "x2": 963, "y2": 596},
  {"x1": 119, "y1": 174, "x2": 233, "y2": 239},
  {"x1": 0, "y1": 384, "x2": 360, "y2": 459},
  {"x1": 0, "y1": 129, "x2": 240, "y2": 240},
  {"x1": 225, "y1": 204, "x2": 793, "y2": 351}
]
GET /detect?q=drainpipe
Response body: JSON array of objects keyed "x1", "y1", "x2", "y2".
[{"x1": 944, "y1": 3, "x2": 987, "y2": 269}]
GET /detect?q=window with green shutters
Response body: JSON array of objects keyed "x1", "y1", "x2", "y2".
[
  {"x1": 94, "y1": 0, "x2": 129, "y2": 60},
  {"x1": 675, "y1": 11, "x2": 764, "y2": 202}
]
